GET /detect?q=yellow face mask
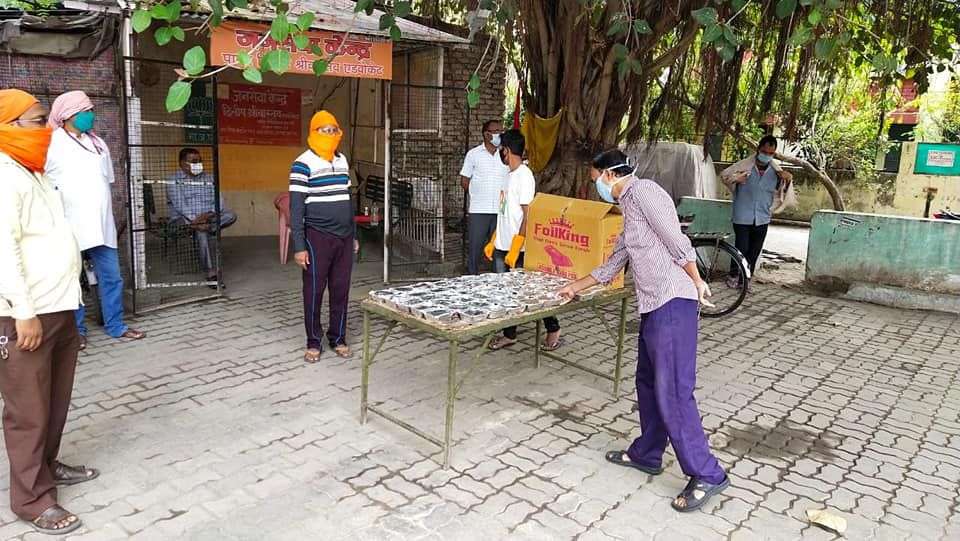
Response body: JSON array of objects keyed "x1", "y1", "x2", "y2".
[{"x1": 307, "y1": 110, "x2": 342, "y2": 161}]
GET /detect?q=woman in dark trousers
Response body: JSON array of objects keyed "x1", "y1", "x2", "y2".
[{"x1": 560, "y1": 149, "x2": 730, "y2": 513}]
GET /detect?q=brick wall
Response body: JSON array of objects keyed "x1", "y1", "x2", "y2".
[
  {"x1": 443, "y1": 34, "x2": 508, "y2": 152},
  {"x1": 0, "y1": 45, "x2": 127, "y2": 227}
]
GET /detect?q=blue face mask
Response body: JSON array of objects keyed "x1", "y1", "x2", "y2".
[
  {"x1": 490, "y1": 133, "x2": 501, "y2": 147},
  {"x1": 756, "y1": 152, "x2": 773, "y2": 165},
  {"x1": 72, "y1": 111, "x2": 95, "y2": 133},
  {"x1": 595, "y1": 171, "x2": 621, "y2": 204}
]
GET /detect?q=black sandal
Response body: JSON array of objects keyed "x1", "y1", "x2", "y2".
[
  {"x1": 671, "y1": 475, "x2": 731, "y2": 512},
  {"x1": 488, "y1": 336, "x2": 518, "y2": 350},
  {"x1": 540, "y1": 337, "x2": 564, "y2": 352},
  {"x1": 604, "y1": 450, "x2": 663, "y2": 475}
]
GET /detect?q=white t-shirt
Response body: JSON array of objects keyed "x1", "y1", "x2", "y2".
[
  {"x1": 494, "y1": 164, "x2": 536, "y2": 251},
  {"x1": 45, "y1": 128, "x2": 117, "y2": 251},
  {"x1": 459, "y1": 143, "x2": 509, "y2": 214}
]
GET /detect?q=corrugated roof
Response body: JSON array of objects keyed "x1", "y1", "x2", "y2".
[{"x1": 62, "y1": 0, "x2": 470, "y2": 44}]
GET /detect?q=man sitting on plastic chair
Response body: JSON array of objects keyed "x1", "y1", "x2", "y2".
[{"x1": 167, "y1": 148, "x2": 237, "y2": 289}]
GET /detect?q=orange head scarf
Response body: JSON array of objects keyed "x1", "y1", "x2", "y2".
[
  {"x1": 0, "y1": 89, "x2": 52, "y2": 172},
  {"x1": 307, "y1": 110, "x2": 342, "y2": 162}
]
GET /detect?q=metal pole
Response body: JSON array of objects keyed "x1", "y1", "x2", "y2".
[
  {"x1": 383, "y1": 80, "x2": 392, "y2": 284},
  {"x1": 444, "y1": 338, "x2": 458, "y2": 469},
  {"x1": 361, "y1": 309, "x2": 370, "y2": 423},
  {"x1": 535, "y1": 320, "x2": 542, "y2": 369},
  {"x1": 614, "y1": 297, "x2": 628, "y2": 397}
]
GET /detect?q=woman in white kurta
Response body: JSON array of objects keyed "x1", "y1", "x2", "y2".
[{"x1": 46, "y1": 91, "x2": 144, "y2": 349}]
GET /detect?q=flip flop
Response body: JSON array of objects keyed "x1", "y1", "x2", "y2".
[
  {"x1": 332, "y1": 345, "x2": 354, "y2": 359},
  {"x1": 488, "y1": 336, "x2": 518, "y2": 350},
  {"x1": 671, "y1": 475, "x2": 731, "y2": 513},
  {"x1": 604, "y1": 450, "x2": 663, "y2": 475},
  {"x1": 304, "y1": 349, "x2": 321, "y2": 363},
  {"x1": 540, "y1": 337, "x2": 564, "y2": 352}
]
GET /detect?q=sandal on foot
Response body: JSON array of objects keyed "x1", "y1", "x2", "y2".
[
  {"x1": 488, "y1": 336, "x2": 517, "y2": 351},
  {"x1": 671, "y1": 475, "x2": 731, "y2": 513},
  {"x1": 121, "y1": 329, "x2": 145, "y2": 340},
  {"x1": 604, "y1": 450, "x2": 663, "y2": 475},
  {"x1": 304, "y1": 349, "x2": 321, "y2": 363},
  {"x1": 78, "y1": 336, "x2": 86, "y2": 351},
  {"x1": 332, "y1": 345, "x2": 353, "y2": 359},
  {"x1": 53, "y1": 462, "x2": 99, "y2": 486},
  {"x1": 29, "y1": 505, "x2": 81, "y2": 535},
  {"x1": 540, "y1": 337, "x2": 564, "y2": 352}
]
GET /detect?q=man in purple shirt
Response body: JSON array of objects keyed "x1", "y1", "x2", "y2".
[{"x1": 560, "y1": 149, "x2": 730, "y2": 513}]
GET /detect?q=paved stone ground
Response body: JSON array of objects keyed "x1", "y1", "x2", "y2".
[{"x1": 1, "y1": 271, "x2": 959, "y2": 540}]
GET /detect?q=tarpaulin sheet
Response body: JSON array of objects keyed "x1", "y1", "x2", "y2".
[{"x1": 621, "y1": 141, "x2": 718, "y2": 205}]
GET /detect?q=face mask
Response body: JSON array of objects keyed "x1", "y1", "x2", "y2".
[
  {"x1": 490, "y1": 133, "x2": 501, "y2": 147},
  {"x1": 308, "y1": 130, "x2": 342, "y2": 161},
  {"x1": 72, "y1": 110, "x2": 95, "y2": 133},
  {"x1": 595, "y1": 172, "x2": 617, "y2": 204},
  {"x1": 190, "y1": 162, "x2": 203, "y2": 175},
  {"x1": 756, "y1": 153, "x2": 773, "y2": 165}
]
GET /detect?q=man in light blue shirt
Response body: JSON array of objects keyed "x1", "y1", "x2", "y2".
[
  {"x1": 166, "y1": 148, "x2": 237, "y2": 286},
  {"x1": 724, "y1": 135, "x2": 791, "y2": 286}
]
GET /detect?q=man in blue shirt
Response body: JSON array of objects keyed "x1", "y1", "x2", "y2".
[
  {"x1": 167, "y1": 148, "x2": 237, "y2": 287},
  {"x1": 722, "y1": 135, "x2": 791, "y2": 287}
]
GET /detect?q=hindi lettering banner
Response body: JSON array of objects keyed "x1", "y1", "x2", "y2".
[
  {"x1": 210, "y1": 21, "x2": 393, "y2": 80},
  {"x1": 217, "y1": 83, "x2": 302, "y2": 146}
]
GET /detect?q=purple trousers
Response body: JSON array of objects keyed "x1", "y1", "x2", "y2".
[
  {"x1": 303, "y1": 228, "x2": 354, "y2": 350},
  {"x1": 626, "y1": 298, "x2": 726, "y2": 485}
]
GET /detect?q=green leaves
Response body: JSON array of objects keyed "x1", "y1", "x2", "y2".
[
  {"x1": 155, "y1": 26, "x2": 173, "y2": 46},
  {"x1": 261, "y1": 49, "x2": 291, "y2": 75},
  {"x1": 703, "y1": 23, "x2": 723, "y2": 43},
  {"x1": 692, "y1": 7, "x2": 718, "y2": 26},
  {"x1": 312, "y1": 59, "x2": 329, "y2": 76},
  {"x1": 237, "y1": 50, "x2": 253, "y2": 68},
  {"x1": 814, "y1": 37, "x2": 839, "y2": 60},
  {"x1": 468, "y1": 73, "x2": 481, "y2": 90},
  {"x1": 808, "y1": 8, "x2": 822, "y2": 26},
  {"x1": 775, "y1": 0, "x2": 796, "y2": 19},
  {"x1": 296, "y1": 12, "x2": 314, "y2": 31},
  {"x1": 613, "y1": 43, "x2": 629, "y2": 60},
  {"x1": 871, "y1": 53, "x2": 899, "y2": 75},
  {"x1": 294, "y1": 34, "x2": 310, "y2": 50},
  {"x1": 166, "y1": 81, "x2": 192, "y2": 112},
  {"x1": 210, "y1": 0, "x2": 224, "y2": 26},
  {"x1": 132, "y1": 9, "x2": 152, "y2": 33},
  {"x1": 355, "y1": 0, "x2": 374, "y2": 15},
  {"x1": 242, "y1": 66, "x2": 263, "y2": 83},
  {"x1": 633, "y1": 20, "x2": 652, "y2": 35},
  {"x1": 390, "y1": 24, "x2": 402, "y2": 41},
  {"x1": 467, "y1": 90, "x2": 480, "y2": 108},
  {"x1": 607, "y1": 19, "x2": 629, "y2": 37},
  {"x1": 788, "y1": 24, "x2": 814, "y2": 47},
  {"x1": 183, "y1": 46, "x2": 206, "y2": 76},
  {"x1": 379, "y1": 14, "x2": 395, "y2": 31},
  {"x1": 171, "y1": 26, "x2": 185, "y2": 41},
  {"x1": 164, "y1": 0, "x2": 181, "y2": 23},
  {"x1": 270, "y1": 16, "x2": 289, "y2": 42},
  {"x1": 395, "y1": 0, "x2": 412, "y2": 18}
]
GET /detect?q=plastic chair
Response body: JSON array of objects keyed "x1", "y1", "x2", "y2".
[{"x1": 274, "y1": 193, "x2": 291, "y2": 264}]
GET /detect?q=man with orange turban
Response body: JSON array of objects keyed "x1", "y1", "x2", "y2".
[
  {"x1": 290, "y1": 110, "x2": 358, "y2": 362},
  {"x1": 0, "y1": 89, "x2": 99, "y2": 535}
]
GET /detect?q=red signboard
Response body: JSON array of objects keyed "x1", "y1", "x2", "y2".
[{"x1": 217, "y1": 83, "x2": 302, "y2": 146}]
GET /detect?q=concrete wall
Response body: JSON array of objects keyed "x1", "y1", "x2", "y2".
[
  {"x1": 713, "y1": 141, "x2": 959, "y2": 222},
  {"x1": 676, "y1": 197, "x2": 734, "y2": 237},
  {"x1": 806, "y1": 210, "x2": 960, "y2": 296}
]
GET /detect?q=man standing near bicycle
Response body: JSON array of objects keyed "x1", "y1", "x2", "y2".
[{"x1": 720, "y1": 135, "x2": 793, "y2": 287}]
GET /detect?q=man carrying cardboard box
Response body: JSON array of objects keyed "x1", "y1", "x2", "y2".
[{"x1": 483, "y1": 130, "x2": 561, "y2": 351}]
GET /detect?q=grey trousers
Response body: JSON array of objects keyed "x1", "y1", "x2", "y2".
[
  {"x1": 467, "y1": 213, "x2": 497, "y2": 275},
  {"x1": 174, "y1": 210, "x2": 238, "y2": 272}
]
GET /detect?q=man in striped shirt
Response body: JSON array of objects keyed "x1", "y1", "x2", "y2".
[{"x1": 290, "y1": 110, "x2": 357, "y2": 362}]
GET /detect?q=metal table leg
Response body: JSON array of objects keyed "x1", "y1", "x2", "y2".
[
  {"x1": 614, "y1": 297, "x2": 627, "y2": 397},
  {"x1": 443, "y1": 338, "x2": 459, "y2": 468},
  {"x1": 535, "y1": 319, "x2": 542, "y2": 368},
  {"x1": 361, "y1": 309, "x2": 371, "y2": 423}
]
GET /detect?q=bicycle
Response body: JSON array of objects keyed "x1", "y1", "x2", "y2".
[{"x1": 679, "y1": 215, "x2": 750, "y2": 318}]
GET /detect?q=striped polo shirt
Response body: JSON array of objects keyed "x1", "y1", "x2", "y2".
[{"x1": 289, "y1": 150, "x2": 354, "y2": 251}]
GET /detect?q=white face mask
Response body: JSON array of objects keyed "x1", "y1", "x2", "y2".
[{"x1": 189, "y1": 162, "x2": 203, "y2": 175}]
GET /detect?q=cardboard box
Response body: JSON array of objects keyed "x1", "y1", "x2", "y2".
[{"x1": 525, "y1": 194, "x2": 624, "y2": 288}]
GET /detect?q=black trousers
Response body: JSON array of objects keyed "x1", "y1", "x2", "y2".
[
  {"x1": 467, "y1": 213, "x2": 498, "y2": 275},
  {"x1": 732, "y1": 223, "x2": 769, "y2": 276},
  {"x1": 492, "y1": 250, "x2": 560, "y2": 339}
]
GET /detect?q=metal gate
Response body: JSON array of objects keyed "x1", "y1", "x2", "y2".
[
  {"x1": 122, "y1": 57, "x2": 223, "y2": 312},
  {"x1": 387, "y1": 82, "x2": 469, "y2": 280}
]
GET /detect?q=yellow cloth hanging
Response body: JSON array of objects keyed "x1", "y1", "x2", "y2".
[{"x1": 520, "y1": 108, "x2": 564, "y2": 173}]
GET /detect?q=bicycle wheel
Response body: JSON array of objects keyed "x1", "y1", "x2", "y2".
[{"x1": 692, "y1": 238, "x2": 749, "y2": 317}]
